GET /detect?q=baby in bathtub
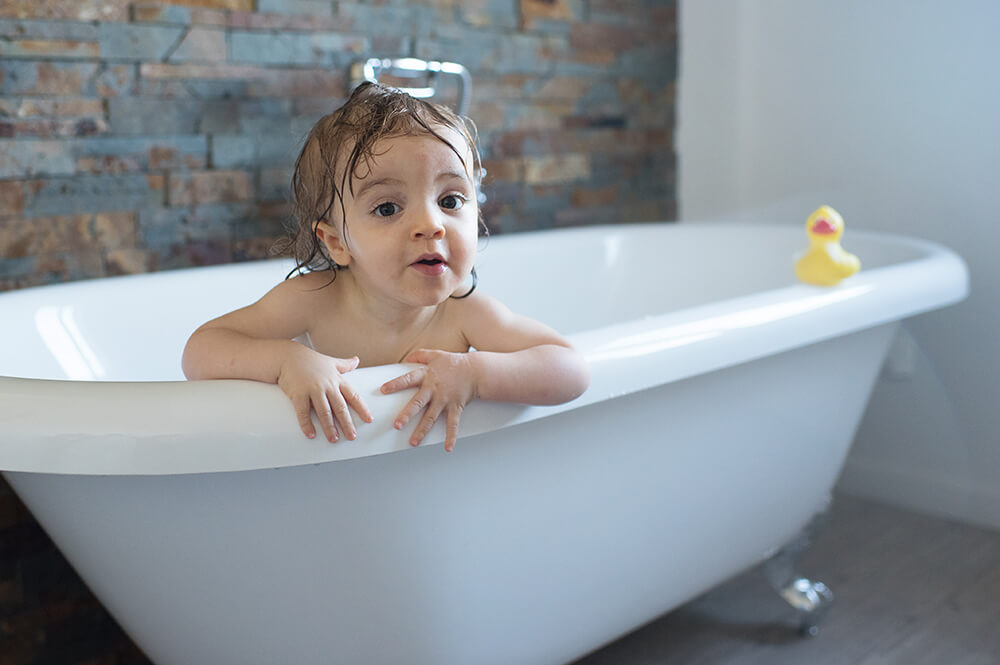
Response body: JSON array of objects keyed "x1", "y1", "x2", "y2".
[{"x1": 182, "y1": 82, "x2": 589, "y2": 452}]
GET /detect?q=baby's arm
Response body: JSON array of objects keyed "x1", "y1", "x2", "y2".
[
  {"x1": 380, "y1": 295, "x2": 589, "y2": 451},
  {"x1": 461, "y1": 302, "x2": 588, "y2": 406},
  {"x1": 182, "y1": 277, "x2": 372, "y2": 442}
]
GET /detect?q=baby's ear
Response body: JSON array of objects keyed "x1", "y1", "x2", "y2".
[{"x1": 315, "y1": 220, "x2": 352, "y2": 266}]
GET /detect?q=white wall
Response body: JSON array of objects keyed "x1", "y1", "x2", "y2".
[{"x1": 678, "y1": 0, "x2": 1000, "y2": 529}]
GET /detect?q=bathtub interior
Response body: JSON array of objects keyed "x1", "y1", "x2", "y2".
[{"x1": 0, "y1": 223, "x2": 929, "y2": 383}]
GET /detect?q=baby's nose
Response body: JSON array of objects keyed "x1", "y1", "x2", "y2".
[{"x1": 411, "y1": 208, "x2": 445, "y2": 238}]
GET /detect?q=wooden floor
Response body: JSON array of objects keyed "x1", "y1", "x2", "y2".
[{"x1": 572, "y1": 494, "x2": 1000, "y2": 665}]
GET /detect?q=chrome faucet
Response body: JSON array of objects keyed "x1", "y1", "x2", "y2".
[{"x1": 349, "y1": 57, "x2": 472, "y2": 116}]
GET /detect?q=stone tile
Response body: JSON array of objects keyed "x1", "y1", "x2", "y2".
[
  {"x1": 150, "y1": 238, "x2": 233, "y2": 270},
  {"x1": 566, "y1": 20, "x2": 630, "y2": 51},
  {"x1": 480, "y1": 157, "x2": 524, "y2": 183},
  {"x1": 139, "y1": 62, "x2": 263, "y2": 81},
  {"x1": 0, "y1": 215, "x2": 68, "y2": 257},
  {"x1": 167, "y1": 170, "x2": 253, "y2": 206},
  {"x1": 93, "y1": 63, "x2": 135, "y2": 97},
  {"x1": 7, "y1": 98, "x2": 105, "y2": 118},
  {"x1": 571, "y1": 184, "x2": 618, "y2": 208},
  {"x1": 246, "y1": 69, "x2": 346, "y2": 98},
  {"x1": 492, "y1": 129, "x2": 578, "y2": 157},
  {"x1": 0, "y1": 1, "x2": 130, "y2": 22},
  {"x1": 554, "y1": 202, "x2": 616, "y2": 227},
  {"x1": 175, "y1": 0, "x2": 252, "y2": 10},
  {"x1": 509, "y1": 103, "x2": 575, "y2": 130},
  {"x1": 168, "y1": 27, "x2": 227, "y2": 64},
  {"x1": 228, "y1": 10, "x2": 345, "y2": 31},
  {"x1": 534, "y1": 75, "x2": 591, "y2": 100},
  {"x1": 0, "y1": 61, "x2": 132, "y2": 99},
  {"x1": 229, "y1": 31, "x2": 366, "y2": 67},
  {"x1": 461, "y1": 0, "x2": 519, "y2": 29},
  {"x1": 0, "y1": 212, "x2": 135, "y2": 259},
  {"x1": 211, "y1": 135, "x2": 256, "y2": 169},
  {"x1": 0, "y1": 181, "x2": 26, "y2": 217},
  {"x1": 0, "y1": 39, "x2": 99, "y2": 59},
  {"x1": 563, "y1": 114, "x2": 627, "y2": 129},
  {"x1": 0, "y1": 140, "x2": 75, "y2": 178},
  {"x1": 519, "y1": 0, "x2": 574, "y2": 28},
  {"x1": 132, "y1": 4, "x2": 229, "y2": 26},
  {"x1": 105, "y1": 247, "x2": 152, "y2": 276},
  {"x1": 107, "y1": 98, "x2": 201, "y2": 135},
  {"x1": 20, "y1": 174, "x2": 165, "y2": 217},
  {"x1": 232, "y1": 213, "x2": 286, "y2": 240},
  {"x1": 233, "y1": 236, "x2": 283, "y2": 262},
  {"x1": 258, "y1": 167, "x2": 292, "y2": 203},
  {"x1": 139, "y1": 205, "x2": 233, "y2": 247},
  {"x1": 131, "y1": 4, "x2": 193, "y2": 25},
  {"x1": 0, "y1": 116, "x2": 111, "y2": 138},
  {"x1": 0, "y1": 19, "x2": 100, "y2": 41},
  {"x1": 98, "y1": 22, "x2": 185, "y2": 60},
  {"x1": 89, "y1": 211, "x2": 138, "y2": 248},
  {"x1": 258, "y1": 0, "x2": 335, "y2": 17},
  {"x1": 139, "y1": 63, "x2": 347, "y2": 98},
  {"x1": 523, "y1": 153, "x2": 590, "y2": 184},
  {"x1": 74, "y1": 136, "x2": 208, "y2": 173},
  {"x1": 197, "y1": 100, "x2": 240, "y2": 133},
  {"x1": 0, "y1": 61, "x2": 98, "y2": 96}
]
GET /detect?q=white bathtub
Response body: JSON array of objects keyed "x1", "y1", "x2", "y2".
[{"x1": 0, "y1": 222, "x2": 967, "y2": 665}]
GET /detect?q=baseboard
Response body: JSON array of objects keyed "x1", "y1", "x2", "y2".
[{"x1": 836, "y1": 457, "x2": 1000, "y2": 532}]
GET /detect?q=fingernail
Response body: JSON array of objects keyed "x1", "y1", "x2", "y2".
[{"x1": 307, "y1": 432, "x2": 315, "y2": 439}]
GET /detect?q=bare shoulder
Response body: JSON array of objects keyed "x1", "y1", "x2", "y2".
[
  {"x1": 199, "y1": 270, "x2": 339, "y2": 339},
  {"x1": 274, "y1": 270, "x2": 339, "y2": 301},
  {"x1": 448, "y1": 290, "x2": 509, "y2": 320},
  {"x1": 449, "y1": 291, "x2": 571, "y2": 353}
]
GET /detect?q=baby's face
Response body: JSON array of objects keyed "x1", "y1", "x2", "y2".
[{"x1": 320, "y1": 127, "x2": 480, "y2": 308}]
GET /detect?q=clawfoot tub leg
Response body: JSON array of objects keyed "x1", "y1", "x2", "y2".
[{"x1": 762, "y1": 500, "x2": 835, "y2": 637}]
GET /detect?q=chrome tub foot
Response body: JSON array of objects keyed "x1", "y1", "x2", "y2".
[{"x1": 762, "y1": 501, "x2": 835, "y2": 637}]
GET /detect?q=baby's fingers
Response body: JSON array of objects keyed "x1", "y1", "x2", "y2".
[
  {"x1": 444, "y1": 404, "x2": 462, "y2": 453},
  {"x1": 394, "y1": 385, "x2": 432, "y2": 432},
  {"x1": 409, "y1": 400, "x2": 443, "y2": 448},
  {"x1": 341, "y1": 383, "x2": 373, "y2": 424},
  {"x1": 326, "y1": 388, "x2": 357, "y2": 441},
  {"x1": 380, "y1": 367, "x2": 426, "y2": 395},
  {"x1": 293, "y1": 395, "x2": 317, "y2": 440},
  {"x1": 313, "y1": 392, "x2": 341, "y2": 443}
]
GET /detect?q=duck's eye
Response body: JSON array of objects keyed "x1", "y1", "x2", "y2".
[
  {"x1": 440, "y1": 194, "x2": 466, "y2": 210},
  {"x1": 374, "y1": 202, "x2": 399, "y2": 217}
]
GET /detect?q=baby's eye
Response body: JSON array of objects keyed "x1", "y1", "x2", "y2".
[
  {"x1": 439, "y1": 194, "x2": 467, "y2": 211},
  {"x1": 373, "y1": 202, "x2": 400, "y2": 217}
]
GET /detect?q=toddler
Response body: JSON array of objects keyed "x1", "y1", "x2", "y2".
[{"x1": 182, "y1": 82, "x2": 589, "y2": 452}]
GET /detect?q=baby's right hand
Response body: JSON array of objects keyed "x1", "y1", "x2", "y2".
[{"x1": 276, "y1": 346, "x2": 373, "y2": 443}]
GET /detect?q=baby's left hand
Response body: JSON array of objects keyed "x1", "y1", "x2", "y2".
[{"x1": 380, "y1": 349, "x2": 478, "y2": 452}]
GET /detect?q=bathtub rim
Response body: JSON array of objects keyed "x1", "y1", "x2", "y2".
[{"x1": 0, "y1": 222, "x2": 969, "y2": 476}]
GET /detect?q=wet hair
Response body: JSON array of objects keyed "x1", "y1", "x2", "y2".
[{"x1": 284, "y1": 81, "x2": 483, "y2": 278}]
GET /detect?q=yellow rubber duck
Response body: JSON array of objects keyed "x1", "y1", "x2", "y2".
[{"x1": 795, "y1": 205, "x2": 860, "y2": 286}]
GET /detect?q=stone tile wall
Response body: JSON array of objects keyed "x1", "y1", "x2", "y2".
[{"x1": 0, "y1": 0, "x2": 677, "y2": 662}]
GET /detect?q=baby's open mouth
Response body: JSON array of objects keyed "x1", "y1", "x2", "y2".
[
  {"x1": 412, "y1": 253, "x2": 445, "y2": 266},
  {"x1": 411, "y1": 254, "x2": 447, "y2": 275}
]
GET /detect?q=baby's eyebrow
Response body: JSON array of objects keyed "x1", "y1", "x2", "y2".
[
  {"x1": 353, "y1": 176, "x2": 403, "y2": 200},
  {"x1": 437, "y1": 170, "x2": 471, "y2": 184}
]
